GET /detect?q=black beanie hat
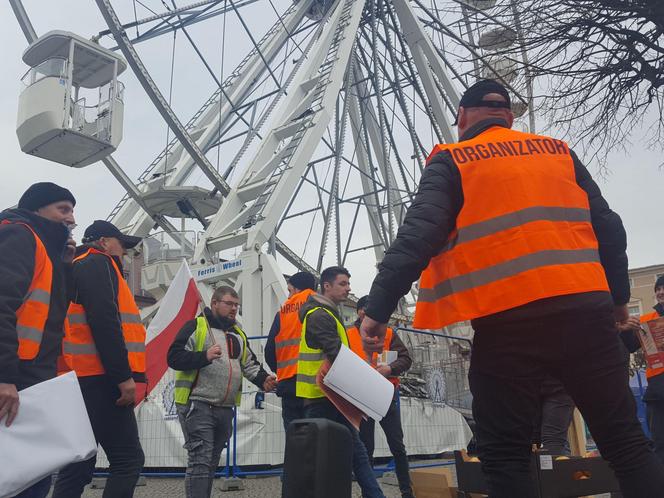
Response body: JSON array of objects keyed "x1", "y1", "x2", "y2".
[
  {"x1": 656, "y1": 276, "x2": 664, "y2": 291},
  {"x1": 288, "y1": 272, "x2": 316, "y2": 292},
  {"x1": 18, "y1": 182, "x2": 76, "y2": 212},
  {"x1": 356, "y1": 295, "x2": 369, "y2": 311}
]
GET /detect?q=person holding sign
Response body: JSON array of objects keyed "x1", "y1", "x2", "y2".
[
  {"x1": 296, "y1": 267, "x2": 385, "y2": 498},
  {"x1": 632, "y1": 276, "x2": 664, "y2": 462}
]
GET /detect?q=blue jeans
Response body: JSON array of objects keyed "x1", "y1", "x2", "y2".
[
  {"x1": 14, "y1": 476, "x2": 51, "y2": 498},
  {"x1": 281, "y1": 395, "x2": 305, "y2": 432},
  {"x1": 304, "y1": 399, "x2": 385, "y2": 498}
]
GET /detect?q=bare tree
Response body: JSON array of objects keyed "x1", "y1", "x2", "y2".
[{"x1": 467, "y1": 0, "x2": 664, "y2": 166}]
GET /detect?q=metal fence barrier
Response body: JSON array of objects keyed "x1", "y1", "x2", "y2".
[{"x1": 94, "y1": 328, "x2": 475, "y2": 479}]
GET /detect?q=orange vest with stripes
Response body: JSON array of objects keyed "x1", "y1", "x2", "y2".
[
  {"x1": 641, "y1": 311, "x2": 664, "y2": 379},
  {"x1": 276, "y1": 288, "x2": 315, "y2": 381},
  {"x1": 63, "y1": 248, "x2": 146, "y2": 377},
  {"x1": 347, "y1": 325, "x2": 399, "y2": 387},
  {"x1": 415, "y1": 126, "x2": 609, "y2": 329},
  {"x1": 2, "y1": 221, "x2": 52, "y2": 360}
]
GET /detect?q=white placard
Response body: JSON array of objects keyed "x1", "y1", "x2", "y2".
[
  {"x1": 0, "y1": 372, "x2": 97, "y2": 497},
  {"x1": 323, "y1": 344, "x2": 394, "y2": 420}
]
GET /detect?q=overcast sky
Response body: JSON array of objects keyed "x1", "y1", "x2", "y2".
[{"x1": 1, "y1": 1, "x2": 662, "y2": 298}]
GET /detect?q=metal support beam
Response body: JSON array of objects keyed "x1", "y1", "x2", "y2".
[
  {"x1": 9, "y1": 0, "x2": 36, "y2": 43},
  {"x1": 95, "y1": 0, "x2": 231, "y2": 196}
]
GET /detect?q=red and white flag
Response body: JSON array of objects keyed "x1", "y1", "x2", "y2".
[{"x1": 135, "y1": 259, "x2": 202, "y2": 404}]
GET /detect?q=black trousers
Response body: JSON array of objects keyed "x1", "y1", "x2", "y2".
[
  {"x1": 359, "y1": 393, "x2": 414, "y2": 498},
  {"x1": 644, "y1": 373, "x2": 664, "y2": 463},
  {"x1": 52, "y1": 376, "x2": 145, "y2": 498},
  {"x1": 470, "y1": 307, "x2": 664, "y2": 498}
]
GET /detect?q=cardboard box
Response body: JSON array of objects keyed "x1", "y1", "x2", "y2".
[{"x1": 410, "y1": 467, "x2": 455, "y2": 498}]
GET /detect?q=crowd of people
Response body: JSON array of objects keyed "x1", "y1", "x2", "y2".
[{"x1": 2, "y1": 78, "x2": 664, "y2": 498}]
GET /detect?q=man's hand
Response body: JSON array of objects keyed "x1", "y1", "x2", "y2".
[
  {"x1": 116, "y1": 378, "x2": 136, "y2": 407},
  {"x1": 360, "y1": 316, "x2": 387, "y2": 354},
  {"x1": 617, "y1": 316, "x2": 640, "y2": 333},
  {"x1": 376, "y1": 364, "x2": 392, "y2": 377},
  {"x1": 0, "y1": 383, "x2": 19, "y2": 427},
  {"x1": 263, "y1": 374, "x2": 277, "y2": 392},
  {"x1": 63, "y1": 237, "x2": 76, "y2": 263},
  {"x1": 614, "y1": 304, "x2": 629, "y2": 324},
  {"x1": 206, "y1": 344, "x2": 222, "y2": 361}
]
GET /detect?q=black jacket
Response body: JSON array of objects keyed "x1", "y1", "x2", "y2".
[
  {"x1": 366, "y1": 119, "x2": 630, "y2": 325},
  {"x1": 70, "y1": 245, "x2": 145, "y2": 384},
  {"x1": 0, "y1": 208, "x2": 70, "y2": 389}
]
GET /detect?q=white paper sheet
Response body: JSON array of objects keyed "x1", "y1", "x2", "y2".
[
  {"x1": 323, "y1": 344, "x2": 394, "y2": 420},
  {"x1": 0, "y1": 372, "x2": 97, "y2": 497}
]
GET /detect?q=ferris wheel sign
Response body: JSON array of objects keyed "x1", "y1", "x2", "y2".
[{"x1": 194, "y1": 258, "x2": 243, "y2": 282}]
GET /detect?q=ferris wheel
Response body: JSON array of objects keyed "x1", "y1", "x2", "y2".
[{"x1": 11, "y1": 0, "x2": 534, "y2": 334}]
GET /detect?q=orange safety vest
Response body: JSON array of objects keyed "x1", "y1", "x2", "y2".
[
  {"x1": 347, "y1": 325, "x2": 399, "y2": 387},
  {"x1": 1, "y1": 221, "x2": 52, "y2": 360},
  {"x1": 276, "y1": 288, "x2": 315, "y2": 381},
  {"x1": 414, "y1": 126, "x2": 609, "y2": 329},
  {"x1": 62, "y1": 248, "x2": 146, "y2": 376},
  {"x1": 641, "y1": 311, "x2": 664, "y2": 379}
]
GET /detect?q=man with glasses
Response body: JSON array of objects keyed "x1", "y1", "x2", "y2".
[
  {"x1": 168, "y1": 286, "x2": 276, "y2": 498},
  {"x1": 52, "y1": 220, "x2": 147, "y2": 498}
]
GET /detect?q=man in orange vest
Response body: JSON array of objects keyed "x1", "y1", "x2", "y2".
[
  {"x1": 347, "y1": 296, "x2": 414, "y2": 498},
  {"x1": 360, "y1": 79, "x2": 664, "y2": 497},
  {"x1": 265, "y1": 271, "x2": 316, "y2": 430},
  {"x1": 52, "y1": 220, "x2": 145, "y2": 498},
  {"x1": 631, "y1": 276, "x2": 664, "y2": 462},
  {"x1": 0, "y1": 182, "x2": 76, "y2": 498}
]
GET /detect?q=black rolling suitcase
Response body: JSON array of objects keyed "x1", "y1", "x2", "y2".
[{"x1": 282, "y1": 418, "x2": 352, "y2": 498}]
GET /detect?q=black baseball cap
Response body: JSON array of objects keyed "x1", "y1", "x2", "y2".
[
  {"x1": 82, "y1": 220, "x2": 142, "y2": 249},
  {"x1": 356, "y1": 295, "x2": 369, "y2": 311},
  {"x1": 453, "y1": 79, "x2": 512, "y2": 124}
]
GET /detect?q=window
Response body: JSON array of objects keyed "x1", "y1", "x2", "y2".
[
  {"x1": 628, "y1": 304, "x2": 641, "y2": 316},
  {"x1": 629, "y1": 277, "x2": 634, "y2": 288}
]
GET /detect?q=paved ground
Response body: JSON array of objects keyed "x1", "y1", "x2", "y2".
[
  {"x1": 55, "y1": 475, "x2": 407, "y2": 497},
  {"x1": 47, "y1": 460, "x2": 455, "y2": 497}
]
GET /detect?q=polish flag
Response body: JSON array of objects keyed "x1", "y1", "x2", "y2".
[{"x1": 135, "y1": 259, "x2": 201, "y2": 404}]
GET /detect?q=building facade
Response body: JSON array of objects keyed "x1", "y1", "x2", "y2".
[{"x1": 628, "y1": 264, "x2": 664, "y2": 316}]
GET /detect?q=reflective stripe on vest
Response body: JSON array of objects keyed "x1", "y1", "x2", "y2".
[
  {"x1": 347, "y1": 326, "x2": 399, "y2": 387},
  {"x1": 641, "y1": 311, "x2": 664, "y2": 379},
  {"x1": 174, "y1": 316, "x2": 248, "y2": 406},
  {"x1": 276, "y1": 289, "x2": 315, "y2": 381},
  {"x1": 1, "y1": 221, "x2": 53, "y2": 360},
  {"x1": 296, "y1": 307, "x2": 348, "y2": 399},
  {"x1": 62, "y1": 248, "x2": 146, "y2": 376},
  {"x1": 415, "y1": 127, "x2": 609, "y2": 329}
]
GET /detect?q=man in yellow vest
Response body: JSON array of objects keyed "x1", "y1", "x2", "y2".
[
  {"x1": 265, "y1": 271, "x2": 316, "y2": 430},
  {"x1": 296, "y1": 266, "x2": 385, "y2": 498},
  {"x1": 360, "y1": 79, "x2": 664, "y2": 497},
  {"x1": 168, "y1": 286, "x2": 276, "y2": 498},
  {"x1": 347, "y1": 296, "x2": 414, "y2": 498},
  {"x1": 0, "y1": 182, "x2": 76, "y2": 498},
  {"x1": 53, "y1": 220, "x2": 146, "y2": 498}
]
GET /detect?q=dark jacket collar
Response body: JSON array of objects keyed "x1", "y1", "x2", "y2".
[
  {"x1": 655, "y1": 302, "x2": 664, "y2": 316},
  {"x1": 204, "y1": 307, "x2": 236, "y2": 331},
  {"x1": 75, "y1": 244, "x2": 125, "y2": 273},
  {"x1": 0, "y1": 208, "x2": 69, "y2": 260},
  {"x1": 459, "y1": 118, "x2": 510, "y2": 142}
]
